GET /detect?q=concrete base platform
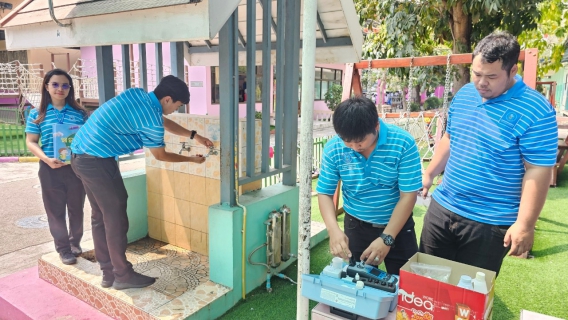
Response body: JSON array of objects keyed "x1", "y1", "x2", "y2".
[
  {"x1": 1, "y1": 221, "x2": 330, "y2": 320},
  {"x1": 0, "y1": 266, "x2": 111, "y2": 320},
  {"x1": 38, "y1": 238, "x2": 230, "y2": 320}
]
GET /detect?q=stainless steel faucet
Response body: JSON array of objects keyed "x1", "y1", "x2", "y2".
[
  {"x1": 178, "y1": 142, "x2": 191, "y2": 154},
  {"x1": 204, "y1": 146, "x2": 219, "y2": 158}
]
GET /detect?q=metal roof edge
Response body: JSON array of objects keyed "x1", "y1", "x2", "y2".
[{"x1": 0, "y1": 0, "x2": 33, "y2": 27}]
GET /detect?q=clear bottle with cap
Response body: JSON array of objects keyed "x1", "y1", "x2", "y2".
[
  {"x1": 456, "y1": 275, "x2": 473, "y2": 290},
  {"x1": 471, "y1": 272, "x2": 488, "y2": 294}
]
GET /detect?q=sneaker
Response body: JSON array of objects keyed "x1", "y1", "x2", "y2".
[
  {"x1": 101, "y1": 271, "x2": 115, "y2": 288},
  {"x1": 59, "y1": 252, "x2": 77, "y2": 265},
  {"x1": 70, "y1": 245, "x2": 82, "y2": 257},
  {"x1": 112, "y1": 271, "x2": 156, "y2": 290}
]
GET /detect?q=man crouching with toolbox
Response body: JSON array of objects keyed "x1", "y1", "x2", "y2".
[
  {"x1": 316, "y1": 96, "x2": 422, "y2": 275},
  {"x1": 303, "y1": 96, "x2": 422, "y2": 319}
]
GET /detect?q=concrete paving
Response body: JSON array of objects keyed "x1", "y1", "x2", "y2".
[{"x1": 0, "y1": 158, "x2": 145, "y2": 279}]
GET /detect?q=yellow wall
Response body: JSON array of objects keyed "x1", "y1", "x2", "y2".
[{"x1": 145, "y1": 114, "x2": 262, "y2": 256}]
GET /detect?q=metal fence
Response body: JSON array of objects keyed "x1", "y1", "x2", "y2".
[
  {"x1": 0, "y1": 106, "x2": 20, "y2": 124},
  {"x1": 0, "y1": 122, "x2": 31, "y2": 157},
  {"x1": 262, "y1": 136, "x2": 332, "y2": 188}
]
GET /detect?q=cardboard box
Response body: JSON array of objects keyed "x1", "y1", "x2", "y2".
[
  {"x1": 397, "y1": 253, "x2": 496, "y2": 320},
  {"x1": 520, "y1": 310, "x2": 563, "y2": 320}
]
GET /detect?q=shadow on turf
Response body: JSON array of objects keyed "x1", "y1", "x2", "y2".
[
  {"x1": 531, "y1": 243, "x2": 568, "y2": 258},
  {"x1": 537, "y1": 216, "x2": 568, "y2": 230}
]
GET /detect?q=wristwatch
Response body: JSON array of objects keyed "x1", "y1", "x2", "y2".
[
  {"x1": 190, "y1": 130, "x2": 197, "y2": 139},
  {"x1": 380, "y1": 233, "x2": 395, "y2": 247}
]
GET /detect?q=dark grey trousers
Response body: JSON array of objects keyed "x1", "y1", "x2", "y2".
[
  {"x1": 71, "y1": 154, "x2": 133, "y2": 281},
  {"x1": 344, "y1": 213, "x2": 418, "y2": 275},
  {"x1": 419, "y1": 198, "x2": 511, "y2": 276},
  {"x1": 38, "y1": 161, "x2": 85, "y2": 254}
]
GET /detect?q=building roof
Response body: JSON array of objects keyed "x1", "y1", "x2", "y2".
[
  {"x1": 0, "y1": 0, "x2": 362, "y2": 65},
  {"x1": 2, "y1": 0, "x2": 203, "y2": 26}
]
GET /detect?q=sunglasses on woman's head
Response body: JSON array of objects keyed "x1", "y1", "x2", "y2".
[{"x1": 49, "y1": 82, "x2": 71, "y2": 90}]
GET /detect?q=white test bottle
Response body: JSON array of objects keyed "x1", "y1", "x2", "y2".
[{"x1": 472, "y1": 272, "x2": 488, "y2": 294}]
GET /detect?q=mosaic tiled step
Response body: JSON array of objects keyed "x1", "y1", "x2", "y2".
[{"x1": 38, "y1": 238, "x2": 231, "y2": 320}]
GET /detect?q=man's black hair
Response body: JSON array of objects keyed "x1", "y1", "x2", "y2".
[
  {"x1": 154, "y1": 75, "x2": 190, "y2": 104},
  {"x1": 332, "y1": 96, "x2": 378, "y2": 142},
  {"x1": 473, "y1": 31, "x2": 520, "y2": 74}
]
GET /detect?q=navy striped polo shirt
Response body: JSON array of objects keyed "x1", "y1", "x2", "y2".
[
  {"x1": 316, "y1": 119, "x2": 423, "y2": 225},
  {"x1": 433, "y1": 75, "x2": 558, "y2": 225},
  {"x1": 25, "y1": 104, "x2": 86, "y2": 158},
  {"x1": 71, "y1": 88, "x2": 165, "y2": 157}
]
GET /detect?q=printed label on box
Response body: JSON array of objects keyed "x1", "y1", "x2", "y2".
[{"x1": 320, "y1": 288, "x2": 356, "y2": 309}]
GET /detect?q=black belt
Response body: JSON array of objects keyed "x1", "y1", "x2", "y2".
[
  {"x1": 71, "y1": 153, "x2": 113, "y2": 159},
  {"x1": 346, "y1": 212, "x2": 388, "y2": 228},
  {"x1": 72, "y1": 153, "x2": 96, "y2": 159}
]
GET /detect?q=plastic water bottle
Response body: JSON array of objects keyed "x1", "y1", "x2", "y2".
[
  {"x1": 457, "y1": 275, "x2": 473, "y2": 290},
  {"x1": 472, "y1": 272, "x2": 488, "y2": 294}
]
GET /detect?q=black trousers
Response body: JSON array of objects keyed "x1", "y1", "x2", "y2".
[
  {"x1": 419, "y1": 198, "x2": 511, "y2": 276},
  {"x1": 38, "y1": 161, "x2": 85, "y2": 254},
  {"x1": 343, "y1": 213, "x2": 418, "y2": 275},
  {"x1": 71, "y1": 154, "x2": 133, "y2": 281}
]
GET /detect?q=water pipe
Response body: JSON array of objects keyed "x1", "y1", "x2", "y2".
[
  {"x1": 235, "y1": 141, "x2": 247, "y2": 299},
  {"x1": 249, "y1": 241, "x2": 297, "y2": 293},
  {"x1": 48, "y1": 0, "x2": 71, "y2": 27}
]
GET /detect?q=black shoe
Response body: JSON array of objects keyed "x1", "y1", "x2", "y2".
[
  {"x1": 101, "y1": 272, "x2": 115, "y2": 288},
  {"x1": 70, "y1": 245, "x2": 82, "y2": 257},
  {"x1": 112, "y1": 271, "x2": 156, "y2": 290},
  {"x1": 59, "y1": 252, "x2": 77, "y2": 265}
]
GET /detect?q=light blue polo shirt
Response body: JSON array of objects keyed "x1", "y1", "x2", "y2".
[
  {"x1": 25, "y1": 104, "x2": 86, "y2": 158},
  {"x1": 71, "y1": 88, "x2": 165, "y2": 157},
  {"x1": 433, "y1": 75, "x2": 558, "y2": 225},
  {"x1": 316, "y1": 119, "x2": 422, "y2": 225}
]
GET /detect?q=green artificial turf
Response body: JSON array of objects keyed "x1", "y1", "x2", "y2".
[{"x1": 220, "y1": 170, "x2": 568, "y2": 319}]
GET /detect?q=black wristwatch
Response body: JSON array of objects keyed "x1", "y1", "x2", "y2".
[
  {"x1": 380, "y1": 233, "x2": 395, "y2": 247},
  {"x1": 190, "y1": 130, "x2": 197, "y2": 139}
]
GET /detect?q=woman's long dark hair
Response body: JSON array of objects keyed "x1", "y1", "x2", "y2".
[{"x1": 33, "y1": 68, "x2": 88, "y2": 124}]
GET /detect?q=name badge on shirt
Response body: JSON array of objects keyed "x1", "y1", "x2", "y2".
[{"x1": 499, "y1": 110, "x2": 521, "y2": 128}]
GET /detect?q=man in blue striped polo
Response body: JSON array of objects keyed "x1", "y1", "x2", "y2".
[
  {"x1": 71, "y1": 75, "x2": 213, "y2": 290},
  {"x1": 420, "y1": 32, "x2": 558, "y2": 275},
  {"x1": 316, "y1": 97, "x2": 422, "y2": 275}
]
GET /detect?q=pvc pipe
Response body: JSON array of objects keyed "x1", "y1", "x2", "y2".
[
  {"x1": 297, "y1": 0, "x2": 317, "y2": 318},
  {"x1": 236, "y1": 136, "x2": 247, "y2": 300}
]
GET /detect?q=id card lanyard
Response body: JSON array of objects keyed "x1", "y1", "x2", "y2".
[{"x1": 54, "y1": 107, "x2": 67, "y2": 124}]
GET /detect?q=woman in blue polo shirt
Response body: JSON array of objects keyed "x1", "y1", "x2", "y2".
[{"x1": 25, "y1": 69, "x2": 88, "y2": 265}]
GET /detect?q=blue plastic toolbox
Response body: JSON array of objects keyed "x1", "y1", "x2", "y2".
[{"x1": 301, "y1": 274, "x2": 397, "y2": 320}]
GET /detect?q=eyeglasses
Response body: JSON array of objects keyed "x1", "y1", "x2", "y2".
[{"x1": 49, "y1": 82, "x2": 71, "y2": 90}]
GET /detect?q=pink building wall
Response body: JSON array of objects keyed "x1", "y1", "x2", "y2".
[{"x1": 80, "y1": 46, "x2": 344, "y2": 117}]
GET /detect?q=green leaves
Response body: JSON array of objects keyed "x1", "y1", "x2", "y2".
[
  {"x1": 324, "y1": 84, "x2": 343, "y2": 111},
  {"x1": 355, "y1": 0, "x2": 548, "y2": 90},
  {"x1": 517, "y1": 0, "x2": 567, "y2": 76}
]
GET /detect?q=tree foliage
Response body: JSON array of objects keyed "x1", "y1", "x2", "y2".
[
  {"x1": 355, "y1": 0, "x2": 543, "y2": 90},
  {"x1": 324, "y1": 84, "x2": 343, "y2": 111},
  {"x1": 517, "y1": 0, "x2": 568, "y2": 77}
]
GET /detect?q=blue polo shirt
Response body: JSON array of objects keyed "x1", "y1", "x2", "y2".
[
  {"x1": 433, "y1": 75, "x2": 558, "y2": 225},
  {"x1": 25, "y1": 104, "x2": 86, "y2": 158},
  {"x1": 71, "y1": 88, "x2": 165, "y2": 157},
  {"x1": 316, "y1": 119, "x2": 422, "y2": 225}
]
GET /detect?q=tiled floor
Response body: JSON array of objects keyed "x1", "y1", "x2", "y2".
[{"x1": 39, "y1": 238, "x2": 231, "y2": 320}]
